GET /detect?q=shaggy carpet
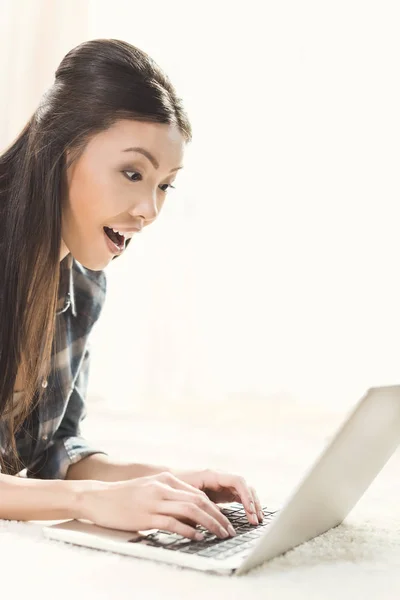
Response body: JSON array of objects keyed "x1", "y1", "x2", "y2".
[{"x1": 2, "y1": 399, "x2": 400, "y2": 599}]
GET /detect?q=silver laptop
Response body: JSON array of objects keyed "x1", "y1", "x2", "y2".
[{"x1": 43, "y1": 384, "x2": 400, "y2": 576}]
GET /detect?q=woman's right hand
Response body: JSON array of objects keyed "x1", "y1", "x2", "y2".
[{"x1": 78, "y1": 471, "x2": 236, "y2": 540}]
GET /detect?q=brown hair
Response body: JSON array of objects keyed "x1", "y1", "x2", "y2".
[{"x1": 0, "y1": 38, "x2": 192, "y2": 475}]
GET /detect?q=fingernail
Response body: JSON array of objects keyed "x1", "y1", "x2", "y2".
[
  {"x1": 251, "y1": 513, "x2": 259, "y2": 525},
  {"x1": 258, "y1": 510, "x2": 264, "y2": 522},
  {"x1": 195, "y1": 532, "x2": 205, "y2": 541},
  {"x1": 250, "y1": 501, "x2": 255, "y2": 512},
  {"x1": 228, "y1": 524, "x2": 236, "y2": 537},
  {"x1": 220, "y1": 527, "x2": 229, "y2": 538}
]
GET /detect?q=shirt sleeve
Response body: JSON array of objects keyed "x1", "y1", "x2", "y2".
[{"x1": 26, "y1": 345, "x2": 108, "y2": 480}]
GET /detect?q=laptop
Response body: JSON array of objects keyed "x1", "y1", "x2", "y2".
[{"x1": 43, "y1": 384, "x2": 400, "y2": 576}]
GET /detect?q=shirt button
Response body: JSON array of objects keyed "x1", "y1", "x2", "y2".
[
  {"x1": 42, "y1": 379, "x2": 48, "y2": 388},
  {"x1": 42, "y1": 435, "x2": 48, "y2": 441}
]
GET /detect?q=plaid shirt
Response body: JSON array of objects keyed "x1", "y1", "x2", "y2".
[{"x1": 0, "y1": 252, "x2": 109, "y2": 479}]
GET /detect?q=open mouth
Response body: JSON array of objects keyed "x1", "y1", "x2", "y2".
[{"x1": 103, "y1": 226, "x2": 126, "y2": 250}]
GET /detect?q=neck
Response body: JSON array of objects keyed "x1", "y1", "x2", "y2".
[{"x1": 60, "y1": 239, "x2": 70, "y2": 262}]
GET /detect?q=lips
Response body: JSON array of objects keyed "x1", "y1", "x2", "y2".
[
  {"x1": 104, "y1": 226, "x2": 125, "y2": 249},
  {"x1": 103, "y1": 228, "x2": 124, "y2": 256},
  {"x1": 107, "y1": 223, "x2": 143, "y2": 235}
]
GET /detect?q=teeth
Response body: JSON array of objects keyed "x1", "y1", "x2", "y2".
[
  {"x1": 112, "y1": 227, "x2": 125, "y2": 237},
  {"x1": 104, "y1": 226, "x2": 124, "y2": 250}
]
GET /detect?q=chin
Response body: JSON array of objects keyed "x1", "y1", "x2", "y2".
[
  {"x1": 85, "y1": 260, "x2": 110, "y2": 271},
  {"x1": 83, "y1": 257, "x2": 112, "y2": 271},
  {"x1": 71, "y1": 246, "x2": 112, "y2": 271}
]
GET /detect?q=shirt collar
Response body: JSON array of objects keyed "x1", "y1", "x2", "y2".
[{"x1": 56, "y1": 253, "x2": 77, "y2": 317}]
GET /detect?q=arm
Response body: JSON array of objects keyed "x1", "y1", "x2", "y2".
[
  {"x1": 27, "y1": 345, "x2": 109, "y2": 480},
  {"x1": 0, "y1": 471, "x2": 91, "y2": 521},
  {"x1": 26, "y1": 340, "x2": 173, "y2": 483},
  {"x1": 65, "y1": 453, "x2": 172, "y2": 482},
  {"x1": 59, "y1": 345, "x2": 173, "y2": 482},
  {"x1": 28, "y1": 342, "x2": 173, "y2": 482}
]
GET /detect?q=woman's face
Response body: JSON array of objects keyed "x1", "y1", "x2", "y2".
[{"x1": 61, "y1": 119, "x2": 186, "y2": 270}]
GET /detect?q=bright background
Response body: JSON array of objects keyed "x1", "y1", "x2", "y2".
[{"x1": 1, "y1": 0, "x2": 400, "y2": 425}]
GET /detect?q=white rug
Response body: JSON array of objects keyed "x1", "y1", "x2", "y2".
[{"x1": 2, "y1": 402, "x2": 400, "y2": 599}]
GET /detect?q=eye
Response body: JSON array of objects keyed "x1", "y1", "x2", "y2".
[
  {"x1": 159, "y1": 183, "x2": 176, "y2": 193},
  {"x1": 122, "y1": 171, "x2": 142, "y2": 181},
  {"x1": 123, "y1": 170, "x2": 142, "y2": 183},
  {"x1": 123, "y1": 171, "x2": 176, "y2": 194}
]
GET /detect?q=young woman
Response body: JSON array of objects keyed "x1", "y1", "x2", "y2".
[{"x1": 0, "y1": 39, "x2": 263, "y2": 541}]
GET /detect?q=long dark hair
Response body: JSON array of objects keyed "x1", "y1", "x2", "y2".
[{"x1": 0, "y1": 38, "x2": 192, "y2": 475}]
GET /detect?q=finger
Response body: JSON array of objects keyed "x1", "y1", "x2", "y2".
[
  {"x1": 158, "y1": 499, "x2": 233, "y2": 539},
  {"x1": 164, "y1": 489, "x2": 236, "y2": 537},
  {"x1": 158, "y1": 472, "x2": 236, "y2": 536},
  {"x1": 150, "y1": 514, "x2": 205, "y2": 541},
  {"x1": 217, "y1": 473, "x2": 259, "y2": 525},
  {"x1": 157, "y1": 472, "x2": 209, "y2": 499},
  {"x1": 166, "y1": 490, "x2": 236, "y2": 536},
  {"x1": 157, "y1": 474, "x2": 235, "y2": 534},
  {"x1": 250, "y1": 486, "x2": 264, "y2": 523}
]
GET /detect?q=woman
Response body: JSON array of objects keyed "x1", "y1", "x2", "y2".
[{"x1": 0, "y1": 39, "x2": 263, "y2": 541}]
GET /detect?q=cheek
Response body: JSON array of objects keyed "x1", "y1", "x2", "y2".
[
  {"x1": 68, "y1": 166, "x2": 114, "y2": 222},
  {"x1": 157, "y1": 194, "x2": 167, "y2": 211}
]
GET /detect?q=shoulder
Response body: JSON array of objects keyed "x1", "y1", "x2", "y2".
[{"x1": 71, "y1": 258, "x2": 107, "y2": 324}]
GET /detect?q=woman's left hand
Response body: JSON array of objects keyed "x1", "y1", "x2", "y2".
[{"x1": 173, "y1": 468, "x2": 263, "y2": 525}]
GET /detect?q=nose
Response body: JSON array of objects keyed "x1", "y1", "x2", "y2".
[{"x1": 129, "y1": 191, "x2": 159, "y2": 223}]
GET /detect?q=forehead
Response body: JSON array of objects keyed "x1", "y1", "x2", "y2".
[{"x1": 86, "y1": 119, "x2": 185, "y2": 167}]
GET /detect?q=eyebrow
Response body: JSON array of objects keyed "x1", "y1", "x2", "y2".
[{"x1": 122, "y1": 147, "x2": 183, "y2": 173}]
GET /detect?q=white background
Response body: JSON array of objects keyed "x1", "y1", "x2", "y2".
[{"x1": 1, "y1": 0, "x2": 400, "y2": 423}]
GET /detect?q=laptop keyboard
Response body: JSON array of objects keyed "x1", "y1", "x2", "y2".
[{"x1": 128, "y1": 502, "x2": 278, "y2": 560}]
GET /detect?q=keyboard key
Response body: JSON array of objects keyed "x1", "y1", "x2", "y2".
[{"x1": 130, "y1": 504, "x2": 276, "y2": 559}]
